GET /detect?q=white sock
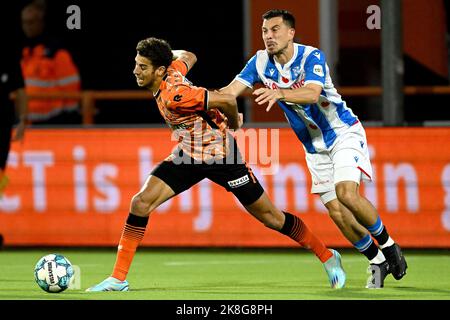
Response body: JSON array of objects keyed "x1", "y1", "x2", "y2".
[
  {"x1": 379, "y1": 237, "x2": 395, "y2": 249},
  {"x1": 369, "y1": 250, "x2": 386, "y2": 264}
]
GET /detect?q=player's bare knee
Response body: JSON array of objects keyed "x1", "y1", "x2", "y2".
[
  {"x1": 261, "y1": 210, "x2": 284, "y2": 230},
  {"x1": 324, "y1": 199, "x2": 343, "y2": 223},
  {"x1": 130, "y1": 193, "x2": 153, "y2": 216},
  {"x1": 262, "y1": 219, "x2": 281, "y2": 231},
  {"x1": 328, "y1": 207, "x2": 344, "y2": 225},
  {"x1": 336, "y1": 188, "x2": 358, "y2": 209}
]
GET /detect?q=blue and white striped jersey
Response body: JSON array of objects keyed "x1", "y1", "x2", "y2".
[{"x1": 236, "y1": 43, "x2": 359, "y2": 154}]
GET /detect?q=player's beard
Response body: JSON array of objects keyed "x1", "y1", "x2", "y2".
[
  {"x1": 268, "y1": 41, "x2": 290, "y2": 57},
  {"x1": 141, "y1": 76, "x2": 156, "y2": 90},
  {"x1": 144, "y1": 78, "x2": 154, "y2": 89}
]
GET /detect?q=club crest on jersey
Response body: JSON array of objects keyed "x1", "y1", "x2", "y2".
[
  {"x1": 292, "y1": 66, "x2": 301, "y2": 78},
  {"x1": 227, "y1": 175, "x2": 250, "y2": 188},
  {"x1": 313, "y1": 65, "x2": 324, "y2": 77}
]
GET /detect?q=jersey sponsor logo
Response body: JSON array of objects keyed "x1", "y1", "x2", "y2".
[
  {"x1": 269, "y1": 68, "x2": 275, "y2": 76},
  {"x1": 267, "y1": 82, "x2": 279, "y2": 90},
  {"x1": 291, "y1": 79, "x2": 305, "y2": 89},
  {"x1": 313, "y1": 65, "x2": 324, "y2": 77},
  {"x1": 321, "y1": 101, "x2": 330, "y2": 108},
  {"x1": 313, "y1": 52, "x2": 321, "y2": 59},
  {"x1": 313, "y1": 179, "x2": 330, "y2": 185},
  {"x1": 309, "y1": 124, "x2": 318, "y2": 130},
  {"x1": 354, "y1": 155, "x2": 359, "y2": 163},
  {"x1": 360, "y1": 141, "x2": 365, "y2": 148},
  {"x1": 281, "y1": 76, "x2": 289, "y2": 83},
  {"x1": 291, "y1": 79, "x2": 304, "y2": 89},
  {"x1": 173, "y1": 94, "x2": 183, "y2": 102},
  {"x1": 227, "y1": 175, "x2": 250, "y2": 188}
]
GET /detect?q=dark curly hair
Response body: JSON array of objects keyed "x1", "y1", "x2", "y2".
[
  {"x1": 136, "y1": 37, "x2": 173, "y2": 69},
  {"x1": 262, "y1": 9, "x2": 295, "y2": 29}
]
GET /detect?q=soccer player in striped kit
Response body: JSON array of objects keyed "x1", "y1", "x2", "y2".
[
  {"x1": 220, "y1": 9, "x2": 407, "y2": 288},
  {"x1": 86, "y1": 37, "x2": 346, "y2": 292}
]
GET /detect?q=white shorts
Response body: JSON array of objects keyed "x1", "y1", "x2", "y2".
[{"x1": 305, "y1": 123, "x2": 373, "y2": 197}]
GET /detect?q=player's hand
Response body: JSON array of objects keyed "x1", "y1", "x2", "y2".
[{"x1": 253, "y1": 88, "x2": 283, "y2": 112}]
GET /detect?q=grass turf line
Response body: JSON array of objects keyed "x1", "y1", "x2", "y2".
[{"x1": 0, "y1": 249, "x2": 449, "y2": 300}]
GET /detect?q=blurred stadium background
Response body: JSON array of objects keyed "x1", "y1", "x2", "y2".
[{"x1": 0, "y1": 0, "x2": 449, "y2": 280}]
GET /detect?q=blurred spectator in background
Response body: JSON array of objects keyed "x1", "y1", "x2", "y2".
[
  {"x1": 20, "y1": 1, "x2": 81, "y2": 125},
  {"x1": 0, "y1": 47, "x2": 28, "y2": 198}
]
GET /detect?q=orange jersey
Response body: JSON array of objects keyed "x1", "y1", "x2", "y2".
[{"x1": 154, "y1": 60, "x2": 232, "y2": 162}]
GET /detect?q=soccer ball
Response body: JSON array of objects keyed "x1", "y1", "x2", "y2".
[{"x1": 34, "y1": 254, "x2": 74, "y2": 293}]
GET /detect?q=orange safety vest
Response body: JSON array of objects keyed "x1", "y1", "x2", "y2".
[{"x1": 21, "y1": 44, "x2": 81, "y2": 122}]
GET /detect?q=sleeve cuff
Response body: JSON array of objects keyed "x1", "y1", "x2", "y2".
[
  {"x1": 235, "y1": 77, "x2": 253, "y2": 89},
  {"x1": 304, "y1": 80, "x2": 324, "y2": 88},
  {"x1": 182, "y1": 60, "x2": 190, "y2": 73}
]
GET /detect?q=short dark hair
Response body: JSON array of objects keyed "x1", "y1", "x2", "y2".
[
  {"x1": 136, "y1": 37, "x2": 173, "y2": 69},
  {"x1": 262, "y1": 9, "x2": 295, "y2": 28}
]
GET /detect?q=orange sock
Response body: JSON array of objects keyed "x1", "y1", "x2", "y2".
[
  {"x1": 111, "y1": 214, "x2": 149, "y2": 281},
  {"x1": 280, "y1": 212, "x2": 333, "y2": 263}
]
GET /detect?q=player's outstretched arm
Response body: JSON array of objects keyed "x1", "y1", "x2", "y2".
[
  {"x1": 219, "y1": 79, "x2": 249, "y2": 98},
  {"x1": 172, "y1": 50, "x2": 197, "y2": 73},
  {"x1": 219, "y1": 81, "x2": 250, "y2": 127},
  {"x1": 207, "y1": 91, "x2": 240, "y2": 130},
  {"x1": 253, "y1": 83, "x2": 322, "y2": 112}
]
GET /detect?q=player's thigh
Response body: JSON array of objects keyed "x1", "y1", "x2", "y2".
[
  {"x1": 132, "y1": 174, "x2": 176, "y2": 213},
  {"x1": 206, "y1": 162, "x2": 264, "y2": 207},
  {"x1": 137, "y1": 160, "x2": 205, "y2": 210},
  {"x1": 331, "y1": 131, "x2": 373, "y2": 186},
  {"x1": 332, "y1": 152, "x2": 371, "y2": 190},
  {"x1": 151, "y1": 159, "x2": 205, "y2": 193},
  {"x1": 331, "y1": 142, "x2": 371, "y2": 205},
  {"x1": 305, "y1": 151, "x2": 335, "y2": 194},
  {"x1": 207, "y1": 163, "x2": 284, "y2": 228}
]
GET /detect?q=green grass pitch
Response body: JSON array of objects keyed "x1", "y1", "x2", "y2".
[{"x1": 0, "y1": 248, "x2": 449, "y2": 300}]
